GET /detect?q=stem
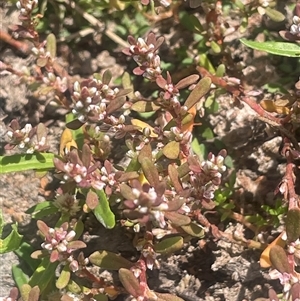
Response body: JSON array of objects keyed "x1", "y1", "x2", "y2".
[{"x1": 0, "y1": 30, "x2": 30, "y2": 54}]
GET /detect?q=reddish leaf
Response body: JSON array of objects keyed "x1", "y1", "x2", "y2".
[
  {"x1": 269, "y1": 245, "x2": 290, "y2": 274},
  {"x1": 119, "y1": 268, "x2": 143, "y2": 298},
  {"x1": 86, "y1": 190, "x2": 99, "y2": 210},
  {"x1": 184, "y1": 77, "x2": 211, "y2": 110}
]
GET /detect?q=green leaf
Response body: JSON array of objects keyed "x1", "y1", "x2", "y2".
[
  {"x1": 92, "y1": 189, "x2": 115, "y2": 229},
  {"x1": 14, "y1": 242, "x2": 41, "y2": 272},
  {"x1": 191, "y1": 138, "x2": 206, "y2": 161},
  {"x1": 181, "y1": 222, "x2": 205, "y2": 237},
  {"x1": 264, "y1": 7, "x2": 285, "y2": 22},
  {"x1": 0, "y1": 153, "x2": 55, "y2": 174},
  {"x1": 12, "y1": 264, "x2": 29, "y2": 291},
  {"x1": 46, "y1": 33, "x2": 57, "y2": 58},
  {"x1": 28, "y1": 257, "x2": 58, "y2": 293},
  {"x1": 89, "y1": 250, "x2": 133, "y2": 270},
  {"x1": 201, "y1": 127, "x2": 214, "y2": 139},
  {"x1": 240, "y1": 39, "x2": 300, "y2": 57},
  {"x1": 26, "y1": 201, "x2": 58, "y2": 219},
  {"x1": 154, "y1": 236, "x2": 183, "y2": 255},
  {"x1": 0, "y1": 223, "x2": 23, "y2": 253},
  {"x1": 56, "y1": 265, "x2": 71, "y2": 289}
]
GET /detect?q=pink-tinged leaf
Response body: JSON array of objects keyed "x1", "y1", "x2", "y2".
[
  {"x1": 133, "y1": 67, "x2": 145, "y2": 75},
  {"x1": 166, "y1": 197, "x2": 186, "y2": 211},
  {"x1": 163, "y1": 141, "x2": 180, "y2": 160},
  {"x1": 89, "y1": 251, "x2": 133, "y2": 270},
  {"x1": 268, "y1": 288, "x2": 279, "y2": 301},
  {"x1": 286, "y1": 208, "x2": 300, "y2": 243},
  {"x1": 168, "y1": 165, "x2": 182, "y2": 193},
  {"x1": 175, "y1": 74, "x2": 199, "y2": 89},
  {"x1": 37, "y1": 57, "x2": 48, "y2": 67},
  {"x1": 61, "y1": 294, "x2": 74, "y2": 301},
  {"x1": 131, "y1": 101, "x2": 160, "y2": 112},
  {"x1": 86, "y1": 190, "x2": 99, "y2": 210},
  {"x1": 81, "y1": 144, "x2": 91, "y2": 169},
  {"x1": 120, "y1": 183, "x2": 136, "y2": 200},
  {"x1": 56, "y1": 265, "x2": 71, "y2": 289},
  {"x1": 116, "y1": 88, "x2": 132, "y2": 98},
  {"x1": 36, "y1": 220, "x2": 49, "y2": 237},
  {"x1": 164, "y1": 212, "x2": 190, "y2": 226},
  {"x1": 154, "y1": 36, "x2": 165, "y2": 51},
  {"x1": 50, "y1": 249, "x2": 59, "y2": 263},
  {"x1": 181, "y1": 223, "x2": 205, "y2": 237},
  {"x1": 117, "y1": 171, "x2": 139, "y2": 182},
  {"x1": 119, "y1": 268, "x2": 143, "y2": 298},
  {"x1": 31, "y1": 250, "x2": 47, "y2": 259},
  {"x1": 156, "y1": 75, "x2": 167, "y2": 89},
  {"x1": 291, "y1": 283, "x2": 300, "y2": 300},
  {"x1": 269, "y1": 245, "x2": 291, "y2": 274},
  {"x1": 106, "y1": 96, "x2": 127, "y2": 115},
  {"x1": 154, "y1": 236, "x2": 183, "y2": 255},
  {"x1": 155, "y1": 292, "x2": 185, "y2": 301},
  {"x1": 28, "y1": 286, "x2": 40, "y2": 301},
  {"x1": 138, "y1": 144, "x2": 152, "y2": 163},
  {"x1": 184, "y1": 77, "x2": 211, "y2": 110},
  {"x1": 140, "y1": 158, "x2": 159, "y2": 189}
]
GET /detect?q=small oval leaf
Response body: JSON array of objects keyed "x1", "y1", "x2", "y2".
[
  {"x1": 154, "y1": 236, "x2": 183, "y2": 255},
  {"x1": 56, "y1": 265, "x2": 71, "y2": 289},
  {"x1": 269, "y1": 245, "x2": 290, "y2": 274},
  {"x1": 181, "y1": 222, "x2": 205, "y2": 237},
  {"x1": 184, "y1": 77, "x2": 212, "y2": 110},
  {"x1": 163, "y1": 141, "x2": 180, "y2": 160},
  {"x1": 286, "y1": 208, "x2": 300, "y2": 243},
  {"x1": 89, "y1": 250, "x2": 133, "y2": 270},
  {"x1": 118, "y1": 268, "x2": 143, "y2": 298},
  {"x1": 46, "y1": 33, "x2": 57, "y2": 58}
]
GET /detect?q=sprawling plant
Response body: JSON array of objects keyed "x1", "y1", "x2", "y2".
[{"x1": 1, "y1": 0, "x2": 300, "y2": 300}]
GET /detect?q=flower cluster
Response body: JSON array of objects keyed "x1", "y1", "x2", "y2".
[
  {"x1": 123, "y1": 180, "x2": 169, "y2": 228},
  {"x1": 123, "y1": 33, "x2": 164, "y2": 81},
  {"x1": 54, "y1": 144, "x2": 104, "y2": 190},
  {"x1": 54, "y1": 144, "x2": 119, "y2": 196},
  {"x1": 5, "y1": 120, "x2": 49, "y2": 154},
  {"x1": 70, "y1": 71, "x2": 129, "y2": 129},
  {"x1": 290, "y1": 15, "x2": 300, "y2": 37},
  {"x1": 188, "y1": 150, "x2": 227, "y2": 209},
  {"x1": 42, "y1": 72, "x2": 68, "y2": 93},
  {"x1": 35, "y1": 221, "x2": 87, "y2": 272},
  {"x1": 122, "y1": 179, "x2": 189, "y2": 230},
  {"x1": 14, "y1": 0, "x2": 39, "y2": 41},
  {"x1": 280, "y1": 3, "x2": 300, "y2": 42}
]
